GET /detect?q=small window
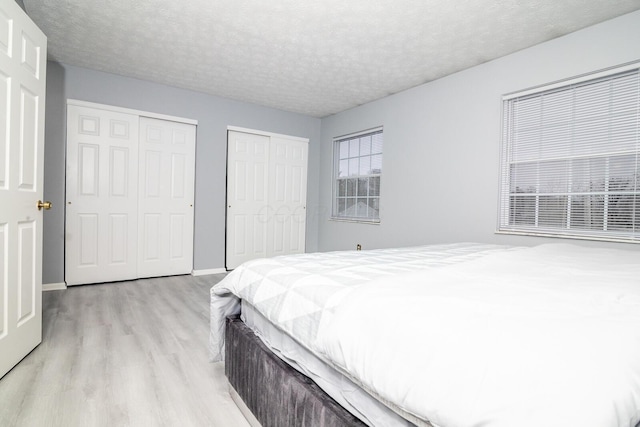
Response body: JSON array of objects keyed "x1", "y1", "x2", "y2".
[
  {"x1": 498, "y1": 63, "x2": 640, "y2": 243},
  {"x1": 332, "y1": 128, "x2": 383, "y2": 223}
]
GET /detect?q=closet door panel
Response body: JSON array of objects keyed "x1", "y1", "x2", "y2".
[
  {"x1": 66, "y1": 106, "x2": 139, "y2": 285},
  {"x1": 138, "y1": 117, "x2": 195, "y2": 278},
  {"x1": 226, "y1": 131, "x2": 270, "y2": 270},
  {"x1": 267, "y1": 137, "x2": 308, "y2": 257}
]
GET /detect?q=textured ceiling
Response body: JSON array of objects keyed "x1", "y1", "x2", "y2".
[{"x1": 23, "y1": 0, "x2": 640, "y2": 118}]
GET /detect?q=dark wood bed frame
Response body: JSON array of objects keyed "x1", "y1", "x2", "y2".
[{"x1": 225, "y1": 316, "x2": 367, "y2": 427}]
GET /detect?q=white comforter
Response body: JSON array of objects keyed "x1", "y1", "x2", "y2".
[
  {"x1": 210, "y1": 243, "x2": 512, "y2": 365},
  {"x1": 317, "y1": 244, "x2": 640, "y2": 427},
  {"x1": 211, "y1": 243, "x2": 640, "y2": 427}
]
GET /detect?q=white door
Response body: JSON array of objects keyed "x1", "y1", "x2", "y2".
[
  {"x1": 138, "y1": 117, "x2": 195, "y2": 277},
  {"x1": 65, "y1": 106, "x2": 139, "y2": 285},
  {"x1": 0, "y1": 0, "x2": 47, "y2": 379},
  {"x1": 268, "y1": 137, "x2": 308, "y2": 257},
  {"x1": 226, "y1": 130, "x2": 308, "y2": 270},
  {"x1": 226, "y1": 131, "x2": 270, "y2": 269}
]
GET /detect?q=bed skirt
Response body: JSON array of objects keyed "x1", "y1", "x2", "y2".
[{"x1": 225, "y1": 316, "x2": 367, "y2": 427}]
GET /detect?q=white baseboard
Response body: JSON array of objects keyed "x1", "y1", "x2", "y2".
[
  {"x1": 191, "y1": 268, "x2": 227, "y2": 276},
  {"x1": 43, "y1": 282, "x2": 67, "y2": 291},
  {"x1": 229, "y1": 385, "x2": 262, "y2": 427}
]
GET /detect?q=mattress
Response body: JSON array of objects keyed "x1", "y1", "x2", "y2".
[
  {"x1": 211, "y1": 242, "x2": 640, "y2": 427},
  {"x1": 241, "y1": 301, "x2": 417, "y2": 426}
]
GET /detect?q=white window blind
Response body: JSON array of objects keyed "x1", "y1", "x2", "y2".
[
  {"x1": 498, "y1": 65, "x2": 640, "y2": 242},
  {"x1": 332, "y1": 128, "x2": 383, "y2": 222}
]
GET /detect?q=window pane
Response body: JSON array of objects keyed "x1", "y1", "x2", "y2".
[
  {"x1": 571, "y1": 158, "x2": 606, "y2": 193},
  {"x1": 357, "y1": 178, "x2": 368, "y2": 196},
  {"x1": 359, "y1": 156, "x2": 371, "y2": 176},
  {"x1": 345, "y1": 198, "x2": 356, "y2": 216},
  {"x1": 337, "y1": 198, "x2": 346, "y2": 216},
  {"x1": 372, "y1": 133, "x2": 383, "y2": 154},
  {"x1": 346, "y1": 179, "x2": 356, "y2": 197},
  {"x1": 337, "y1": 179, "x2": 346, "y2": 197},
  {"x1": 509, "y1": 195, "x2": 536, "y2": 225},
  {"x1": 340, "y1": 141, "x2": 349, "y2": 159},
  {"x1": 339, "y1": 160, "x2": 348, "y2": 178},
  {"x1": 510, "y1": 162, "x2": 538, "y2": 194},
  {"x1": 538, "y1": 161, "x2": 569, "y2": 194},
  {"x1": 371, "y1": 154, "x2": 382, "y2": 173},
  {"x1": 357, "y1": 198, "x2": 368, "y2": 217},
  {"x1": 538, "y1": 196, "x2": 568, "y2": 227},
  {"x1": 349, "y1": 139, "x2": 359, "y2": 157},
  {"x1": 570, "y1": 195, "x2": 604, "y2": 230},
  {"x1": 609, "y1": 155, "x2": 637, "y2": 193},
  {"x1": 360, "y1": 136, "x2": 371, "y2": 156},
  {"x1": 636, "y1": 196, "x2": 640, "y2": 230},
  {"x1": 608, "y1": 193, "x2": 636, "y2": 230},
  {"x1": 368, "y1": 198, "x2": 380, "y2": 217},
  {"x1": 369, "y1": 176, "x2": 380, "y2": 196},
  {"x1": 349, "y1": 158, "x2": 359, "y2": 176}
]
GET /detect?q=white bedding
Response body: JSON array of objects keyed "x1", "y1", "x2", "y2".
[
  {"x1": 210, "y1": 242, "x2": 513, "y2": 364},
  {"x1": 241, "y1": 302, "x2": 415, "y2": 427},
  {"x1": 317, "y1": 244, "x2": 640, "y2": 427},
  {"x1": 211, "y1": 243, "x2": 640, "y2": 427}
]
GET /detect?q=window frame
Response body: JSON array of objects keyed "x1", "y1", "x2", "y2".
[
  {"x1": 497, "y1": 62, "x2": 640, "y2": 243},
  {"x1": 330, "y1": 127, "x2": 383, "y2": 224}
]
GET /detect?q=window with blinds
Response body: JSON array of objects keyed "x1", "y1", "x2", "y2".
[
  {"x1": 332, "y1": 128, "x2": 383, "y2": 222},
  {"x1": 498, "y1": 64, "x2": 640, "y2": 242}
]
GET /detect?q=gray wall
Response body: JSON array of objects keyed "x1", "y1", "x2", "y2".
[
  {"x1": 43, "y1": 62, "x2": 66, "y2": 284},
  {"x1": 43, "y1": 64, "x2": 321, "y2": 284},
  {"x1": 317, "y1": 10, "x2": 640, "y2": 252}
]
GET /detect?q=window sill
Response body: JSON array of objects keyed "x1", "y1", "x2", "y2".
[
  {"x1": 329, "y1": 217, "x2": 381, "y2": 225},
  {"x1": 495, "y1": 229, "x2": 640, "y2": 244}
]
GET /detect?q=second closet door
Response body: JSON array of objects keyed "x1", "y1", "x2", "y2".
[
  {"x1": 226, "y1": 131, "x2": 270, "y2": 269},
  {"x1": 226, "y1": 130, "x2": 308, "y2": 270},
  {"x1": 138, "y1": 117, "x2": 195, "y2": 278}
]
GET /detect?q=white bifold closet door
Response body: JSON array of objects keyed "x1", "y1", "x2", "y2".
[
  {"x1": 65, "y1": 106, "x2": 139, "y2": 285},
  {"x1": 66, "y1": 105, "x2": 195, "y2": 285},
  {"x1": 138, "y1": 117, "x2": 195, "y2": 278},
  {"x1": 226, "y1": 129, "x2": 308, "y2": 270}
]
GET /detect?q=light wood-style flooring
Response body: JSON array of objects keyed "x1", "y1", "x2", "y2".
[{"x1": 0, "y1": 275, "x2": 251, "y2": 427}]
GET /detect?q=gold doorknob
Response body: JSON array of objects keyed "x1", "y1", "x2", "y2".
[{"x1": 37, "y1": 200, "x2": 52, "y2": 210}]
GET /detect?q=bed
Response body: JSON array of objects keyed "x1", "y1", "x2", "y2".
[{"x1": 210, "y1": 242, "x2": 640, "y2": 427}]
